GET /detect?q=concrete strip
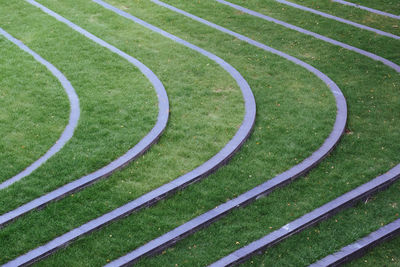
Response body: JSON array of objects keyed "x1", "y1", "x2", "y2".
[
  {"x1": 101, "y1": 0, "x2": 348, "y2": 265},
  {"x1": 310, "y1": 218, "x2": 400, "y2": 266},
  {"x1": 276, "y1": 0, "x2": 400, "y2": 40},
  {"x1": 0, "y1": 28, "x2": 80, "y2": 190},
  {"x1": 215, "y1": 0, "x2": 400, "y2": 72},
  {"x1": 0, "y1": 0, "x2": 170, "y2": 227},
  {"x1": 210, "y1": 165, "x2": 400, "y2": 266},
  {"x1": 333, "y1": 0, "x2": 400, "y2": 20},
  {"x1": 1, "y1": 0, "x2": 257, "y2": 264}
]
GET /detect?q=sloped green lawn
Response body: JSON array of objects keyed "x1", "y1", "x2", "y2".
[
  {"x1": 0, "y1": 0, "x2": 398, "y2": 266},
  {"x1": 0, "y1": 36, "x2": 68, "y2": 182}
]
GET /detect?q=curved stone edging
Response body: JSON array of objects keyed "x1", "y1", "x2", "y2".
[
  {"x1": 210, "y1": 164, "x2": 400, "y2": 266},
  {"x1": 0, "y1": 28, "x2": 80, "y2": 190},
  {"x1": 133, "y1": 3, "x2": 400, "y2": 267},
  {"x1": 91, "y1": 0, "x2": 349, "y2": 265},
  {"x1": 332, "y1": 0, "x2": 400, "y2": 20},
  {"x1": 201, "y1": 3, "x2": 400, "y2": 266},
  {"x1": 310, "y1": 218, "x2": 400, "y2": 266},
  {"x1": 1, "y1": 0, "x2": 257, "y2": 264},
  {"x1": 275, "y1": 0, "x2": 400, "y2": 40},
  {"x1": 215, "y1": 0, "x2": 400, "y2": 72},
  {"x1": 0, "y1": 0, "x2": 170, "y2": 227}
]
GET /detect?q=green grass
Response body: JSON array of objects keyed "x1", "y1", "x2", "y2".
[
  {"x1": 139, "y1": 178, "x2": 400, "y2": 266},
  {"x1": 0, "y1": 0, "x2": 246, "y2": 263},
  {"x1": 0, "y1": 0, "x2": 398, "y2": 266},
  {"x1": 0, "y1": 0, "x2": 337, "y2": 265},
  {"x1": 115, "y1": 1, "x2": 397, "y2": 266},
  {"x1": 348, "y1": 231, "x2": 400, "y2": 266},
  {"x1": 0, "y1": 0, "x2": 160, "y2": 211},
  {"x1": 286, "y1": 0, "x2": 400, "y2": 37},
  {"x1": 0, "y1": 36, "x2": 68, "y2": 182},
  {"x1": 227, "y1": 0, "x2": 400, "y2": 61},
  {"x1": 237, "y1": 180, "x2": 400, "y2": 266},
  {"x1": 129, "y1": 0, "x2": 399, "y2": 265},
  {"x1": 333, "y1": 0, "x2": 400, "y2": 15}
]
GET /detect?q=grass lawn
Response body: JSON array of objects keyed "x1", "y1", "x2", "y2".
[
  {"x1": 0, "y1": 0, "x2": 398, "y2": 266},
  {"x1": 0, "y1": 0, "x2": 160, "y2": 213},
  {"x1": 348, "y1": 232, "x2": 400, "y2": 266},
  {"x1": 281, "y1": 0, "x2": 400, "y2": 35},
  {"x1": 0, "y1": 36, "x2": 69, "y2": 183},
  {"x1": 332, "y1": 0, "x2": 400, "y2": 15},
  {"x1": 0, "y1": 0, "x2": 246, "y2": 263}
]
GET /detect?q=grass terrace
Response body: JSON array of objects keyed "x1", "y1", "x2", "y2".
[
  {"x1": 0, "y1": 36, "x2": 68, "y2": 182},
  {"x1": 333, "y1": 0, "x2": 400, "y2": 18},
  {"x1": 0, "y1": 0, "x2": 159, "y2": 208},
  {"x1": 0, "y1": 0, "x2": 398, "y2": 266}
]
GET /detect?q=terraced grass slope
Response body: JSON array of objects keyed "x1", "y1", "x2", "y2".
[
  {"x1": 332, "y1": 0, "x2": 400, "y2": 18},
  {"x1": 0, "y1": 0, "x2": 161, "y2": 212},
  {"x1": 0, "y1": 0, "x2": 398, "y2": 266},
  {"x1": 0, "y1": 26, "x2": 80, "y2": 190},
  {"x1": 0, "y1": 34, "x2": 69, "y2": 184},
  {"x1": 332, "y1": 0, "x2": 400, "y2": 20}
]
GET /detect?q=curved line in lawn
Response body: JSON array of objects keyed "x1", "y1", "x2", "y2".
[
  {"x1": 215, "y1": 0, "x2": 400, "y2": 72},
  {"x1": 211, "y1": 164, "x2": 400, "y2": 266},
  {"x1": 98, "y1": 1, "x2": 349, "y2": 265},
  {"x1": 310, "y1": 218, "x2": 400, "y2": 266},
  {"x1": 144, "y1": 3, "x2": 399, "y2": 266},
  {"x1": 275, "y1": 0, "x2": 400, "y2": 40},
  {"x1": 0, "y1": 0, "x2": 170, "y2": 225},
  {"x1": 1, "y1": 0, "x2": 258, "y2": 264},
  {"x1": 332, "y1": 0, "x2": 400, "y2": 20},
  {"x1": 203, "y1": 3, "x2": 400, "y2": 264},
  {"x1": 0, "y1": 27, "x2": 80, "y2": 190},
  {"x1": 124, "y1": 2, "x2": 400, "y2": 266},
  {"x1": 0, "y1": 0, "x2": 256, "y2": 232}
]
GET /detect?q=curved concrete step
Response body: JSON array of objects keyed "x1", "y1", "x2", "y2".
[
  {"x1": 100, "y1": 1, "x2": 348, "y2": 265},
  {"x1": 332, "y1": 0, "x2": 400, "y2": 20},
  {"x1": 0, "y1": 0, "x2": 170, "y2": 227},
  {"x1": 210, "y1": 164, "x2": 400, "y2": 266},
  {"x1": 310, "y1": 218, "x2": 400, "y2": 266},
  {"x1": 0, "y1": 0, "x2": 257, "y2": 264},
  {"x1": 215, "y1": 0, "x2": 400, "y2": 72},
  {"x1": 106, "y1": 0, "x2": 400, "y2": 264},
  {"x1": 0, "y1": 28, "x2": 80, "y2": 190},
  {"x1": 137, "y1": 2, "x2": 398, "y2": 266},
  {"x1": 275, "y1": 0, "x2": 400, "y2": 40}
]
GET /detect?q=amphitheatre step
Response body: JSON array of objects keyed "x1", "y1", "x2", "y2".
[
  {"x1": 209, "y1": 164, "x2": 400, "y2": 266},
  {"x1": 147, "y1": 0, "x2": 347, "y2": 104},
  {"x1": 214, "y1": 0, "x2": 400, "y2": 72},
  {"x1": 332, "y1": 0, "x2": 400, "y2": 20},
  {"x1": 2, "y1": 0, "x2": 397, "y2": 266},
  {"x1": 310, "y1": 218, "x2": 400, "y2": 266},
  {"x1": 0, "y1": 0, "x2": 170, "y2": 228},
  {"x1": 103, "y1": 0, "x2": 400, "y2": 264},
  {"x1": 1, "y1": 0, "x2": 256, "y2": 264},
  {"x1": 94, "y1": 1, "x2": 347, "y2": 265},
  {"x1": 0, "y1": 27, "x2": 80, "y2": 190},
  {"x1": 275, "y1": 0, "x2": 400, "y2": 40}
]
